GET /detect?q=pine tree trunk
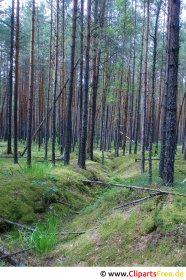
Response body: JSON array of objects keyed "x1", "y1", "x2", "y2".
[
  {"x1": 27, "y1": 0, "x2": 35, "y2": 167},
  {"x1": 148, "y1": 1, "x2": 161, "y2": 184},
  {"x1": 163, "y1": 0, "x2": 180, "y2": 184},
  {"x1": 51, "y1": 0, "x2": 59, "y2": 165},
  {"x1": 14, "y1": 0, "x2": 19, "y2": 164},
  {"x1": 78, "y1": 0, "x2": 92, "y2": 169},
  {"x1": 7, "y1": 0, "x2": 14, "y2": 154},
  {"x1": 78, "y1": 0, "x2": 84, "y2": 165},
  {"x1": 129, "y1": 0, "x2": 136, "y2": 154},
  {"x1": 141, "y1": 0, "x2": 149, "y2": 173},
  {"x1": 64, "y1": 0, "x2": 78, "y2": 165},
  {"x1": 89, "y1": 0, "x2": 99, "y2": 161},
  {"x1": 44, "y1": 0, "x2": 53, "y2": 161}
]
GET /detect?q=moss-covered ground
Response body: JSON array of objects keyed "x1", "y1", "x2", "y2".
[{"x1": 0, "y1": 141, "x2": 186, "y2": 266}]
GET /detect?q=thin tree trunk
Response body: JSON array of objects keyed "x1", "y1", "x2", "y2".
[
  {"x1": 78, "y1": 0, "x2": 92, "y2": 169},
  {"x1": 44, "y1": 0, "x2": 53, "y2": 161},
  {"x1": 13, "y1": 0, "x2": 19, "y2": 164},
  {"x1": 148, "y1": 1, "x2": 161, "y2": 184},
  {"x1": 163, "y1": 0, "x2": 180, "y2": 184},
  {"x1": 26, "y1": 0, "x2": 35, "y2": 167},
  {"x1": 89, "y1": 0, "x2": 99, "y2": 161},
  {"x1": 78, "y1": 0, "x2": 84, "y2": 165},
  {"x1": 7, "y1": 0, "x2": 14, "y2": 154},
  {"x1": 129, "y1": 0, "x2": 136, "y2": 154},
  {"x1": 141, "y1": 0, "x2": 149, "y2": 173},
  {"x1": 134, "y1": 3, "x2": 145, "y2": 155},
  {"x1": 51, "y1": 0, "x2": 59, "y2": 165},
  {"x1": 64, "y1": 0, "x2": 78, "y2": 165}
]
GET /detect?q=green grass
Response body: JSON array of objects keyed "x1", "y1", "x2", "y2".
[
  {"x1": 0, "y1": 141, "x2": 186, "y2": 266},
  {"x1": 29, "y1": 216, "x2": 59, "y2": 254},
  {"x1": 3, "y1": 216, "x2": 59, "y2": 255}
]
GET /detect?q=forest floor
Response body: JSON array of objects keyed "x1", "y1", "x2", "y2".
[{"x1": 0, "y1": 141, "x2": 186, "y2": 266}]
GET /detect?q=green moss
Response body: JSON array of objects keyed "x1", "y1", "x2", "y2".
[
  {"x1": 0, "y1": 142, "x2": 186, "y2": 266},
  {"x1": 140, "y1": 214, "x2": 156, "y2": 234},
  {"x1": 62, "y1": 236, "x2": 94, "y2": 266},
  {"x1": 155, "y1": 203, "x2": 186, "y2": 232}
]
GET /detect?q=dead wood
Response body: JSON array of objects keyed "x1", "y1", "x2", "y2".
[
  {"x1": 83, "y1": 180, "x2": 186, "y2": 197},
  {"x1": 36, "y1": 158, "x2": 64, "y2": 163},
  {"x1": 0, "y1": 245, "x2": 23, "y2": 266},
  {"x1": 135, "y1": 158, "x2": 160, "y2": 162},
  {"x1": 60, "y1": 227, "x2": 97, "y2": 235},
  {"x1": 0, "y1": 247, "x2": 32, "y2": 261},
  {"x1": 114, "y1": 192, "x2": 162, "y2": 209},
  {"x1": 3, "y1": 219, "x2": 34, "y2": 231}
]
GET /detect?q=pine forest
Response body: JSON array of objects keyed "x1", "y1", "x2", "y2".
[{"x1": 0, "y1": 0, "x2": 186, "y2": 267}]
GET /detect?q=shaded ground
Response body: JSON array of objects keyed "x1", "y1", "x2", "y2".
[{"x1": 0, "y1": 142, "x2": 186, "y2": 266}]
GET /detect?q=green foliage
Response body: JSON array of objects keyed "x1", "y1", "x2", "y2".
[
  {"x1": 4, "y1": 216, "x2": 59, "y2": 255},
  {"x1": 29, "y1": 216, "x2": 59, "y2": 254},
  {"x1": 22, "y1": 162, "x2": 52, "y2": 179}
]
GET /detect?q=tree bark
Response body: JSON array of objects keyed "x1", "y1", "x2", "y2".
[
  {"x1": 163, "y1": 0, "x2": 180, "y2": 184},
  {"x1": 13, "y1": 0, "x2": 19, "y2": 164},
  {"x1": 64, "y1": 0, "x2": 78, "y2": 165},
  {"x1": 44, "y1": 0, "x2": 53, "y2": 161},
  {"x1": 141, "y1": 0, "x2": 149, "y2": 173},
  {"x1": 26, "y1": 0, "x2": 35, "y2": 167},
  {"x1": 51, "y1": 0, "x2": 59, "y2": 165},
  {"x1": 78, "y1": 0, "x2": 92, "y2": 169},
  {"x1": 78, "y1": 0, "x2": 84, "y2": 165},
  {"x1": 7, "y1": 0, "x2": 14, "y2": 154},
  {"x1": 148, "y1": 1, "x2": 162, "y2": 183}
]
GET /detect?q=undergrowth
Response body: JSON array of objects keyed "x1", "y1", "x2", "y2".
[
  {"x1": 4, "y1": 216, "x2": 59, "y2": 254},
  {"x1": 0, "y1": 141, "x2": 186, "y2": 266}
]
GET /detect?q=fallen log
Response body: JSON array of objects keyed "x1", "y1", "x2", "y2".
[
  {"x1": 0, "y1": 247, "x2": 32, "y2": 261},
  {"x1": 55, "y1": 200, "x2": 80, "y2": 214},
  {"x1": 0, "y1": 246, "x2": 23, "y2": 266},
  {"x1": 82, "y1": 180, "x2": 186, "y2": 197},
  {"x1": 135, "y1": 158, "x2": 160, "y2": 162},
  {"x1": 114, "y1": 192, "x2": 162, "y2": 210},
  {"x1": 135, "y1": 158, "x2": 180, "y2": 162},
  {"x1": 60, "y1": 227, "x2": 97, "y2": 235},
  {"x1": 36, "y1": 158, "x2": 64, "y2": 163},
  {"x1": 3, "y1": 219, "x2": 34, "y2": 231}
]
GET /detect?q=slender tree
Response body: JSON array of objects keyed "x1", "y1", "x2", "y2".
[
  {"x1": 78, "y1": 0, "x2": 84, "y2": 165},
  {"x1": 148, "y1": 1, "x2": 162, "y2": 183},
  {"x1": 64, "y1": 0, "x2": 78, "y2": 165},
  {"x1": 51, "y1": 0, "x2": 59, "y2": 164},
  {"x1": 7, "y1": 0, "x2": 14, "y2": 154},
  {"x1": 163, "y1": 0, "x2": 180, "y2": 184},
  {"x1": 79, "y1": 0, "x2": 92, "y2": 169},
  {"x1": 89, "y1": 0, "x2": 99, "y2": 161},
  {"x1": 14, "y1": 0, "x2": 19, "y2": 164},
  {"x1": 27, "y1": 0, "x2": 35, "y2": 167},
  {"x1": 141, "y1": 0, "x2": 149, "y2": 173},
  {"x1": 44, "y1": 0, "x2": 53, "y2": 161}
]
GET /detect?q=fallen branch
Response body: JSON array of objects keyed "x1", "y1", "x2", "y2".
[
  {"x1": 0, "y1": 246, "x2": 23, "y2": 266},
  {"x1": 3, "y1": 219, "x2": 34, "y2": 231},
  {"x1": 135, "y1": 158, "x2": 160, "y2": 162},
  {"x1": 56, "y1": 200, "x2": 80, "y2": 214},
  {"x1": 114, "y1": 192, "x2": 162, "y2": 210},
  {"x1": 83, "y1": 180, "x2": 186, "y2": 197},
  {"x1": 0, "y1": 247, "x2": 32, "y2": 261},
  {"x1": 36, "y1": 158, "x2": 64, "y2": 163},
  {"x1": 69, "y1": 209, "x2": 80, "y2": 214},
  {"x1": 135, "y1": 158, "x2": 179, "y2": 162},
  {"x1": 60, "y1": 227, "x2": 97, "y2": 236}
]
